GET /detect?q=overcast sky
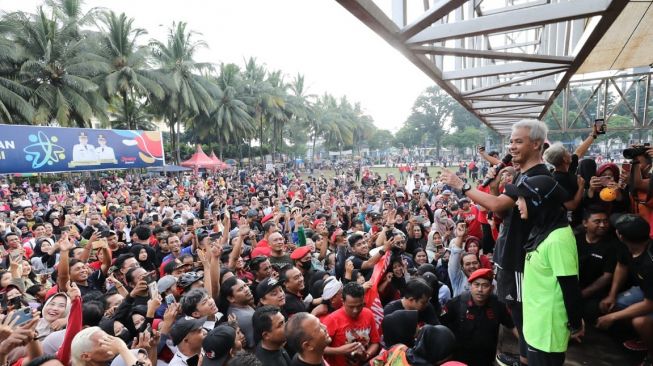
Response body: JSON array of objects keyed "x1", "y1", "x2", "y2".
[{"x1": 0, "y1": 0, "x2": 434, "y2": 132}]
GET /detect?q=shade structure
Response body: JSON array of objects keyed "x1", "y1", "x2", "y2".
[
  {"x1": 209, "y1": 151, "x2": 231, "y2": 171},
  {"x1": 180, "y1": 145, "x2": 219, "y2": 169}
]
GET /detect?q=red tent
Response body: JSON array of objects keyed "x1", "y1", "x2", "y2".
[
  {"x1": 180, "y1": 145, "x2": 218, "y2": 169},
  {"x1": 210, "y1": 151, "x2": 229, "y2": 171}
]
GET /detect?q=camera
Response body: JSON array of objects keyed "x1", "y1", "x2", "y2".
[{"x1": 623, "y1": 143, "x2": 650, "y2": 159}]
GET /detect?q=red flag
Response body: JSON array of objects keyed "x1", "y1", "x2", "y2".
[{"x1": 365, "y1": 250, "x2": 391, "y2": 334}]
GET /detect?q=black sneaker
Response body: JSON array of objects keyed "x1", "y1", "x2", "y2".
[{"x1": 496, "y1": 352, "x2": 521, "y2": 366}]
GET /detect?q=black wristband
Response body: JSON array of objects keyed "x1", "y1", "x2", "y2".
[{"x1": 378, "y1": 249, "x2": 386, "y2": 256}]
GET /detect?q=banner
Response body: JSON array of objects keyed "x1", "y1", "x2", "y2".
[{"x1": 0, "y1": 125, "x2": 164, "y2": 174}]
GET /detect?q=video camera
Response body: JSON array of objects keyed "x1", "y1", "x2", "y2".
[{"x1": 623, "y1": 143, "x2": 651, "y2": 160}]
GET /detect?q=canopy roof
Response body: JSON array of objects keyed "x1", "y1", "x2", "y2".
[
  {"x1": 337, "y1": 0, "x2": 632, "y2": 135},
  {"x1": 180, "y1": 145, "x2": 218, "y2": 169}
]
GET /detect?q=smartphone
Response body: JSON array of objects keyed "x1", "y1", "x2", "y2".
[
  {"x1": 415, "y1": 216, "x2": 425, "y2": 224},
  {"x1": 142, "y1": 272, "x2": 155, "y2": 284},
  {"x1": 0, "y1": 294, "x2": 6, "y2": 308},
  {"x1": 622, "y1": 163, "x2": 631, "y2": 174},
  {"x1": 11, "y1": 307, "x2": 32, "y2": 326},
  {"x1": 9, "y1": 249, "x2": 22, "y2": 262},
  {"x1": 594, "y1": 119, "x2": 606, "y2": 135},
  {"x1": 148, "y1": 282, "x2": 158, "y2": 300},
  {"x1": 165, "y1": 294, "x2": 176, "y2": 305},
  {"x1": 280, "y1": 205, "x2": 287, "y2": 214}
]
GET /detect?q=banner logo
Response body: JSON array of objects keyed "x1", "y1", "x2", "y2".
[{"x1": 23, "y1": 131, "x2": 66, "y2": 169}]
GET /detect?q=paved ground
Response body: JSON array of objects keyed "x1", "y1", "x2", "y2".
[{"x1": 497, "y1": 327, "x2": 644, "y2": 365}]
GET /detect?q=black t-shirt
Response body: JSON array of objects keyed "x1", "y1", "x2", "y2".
[
  {"x1": 290, "y1": 354, "x2": 325, "y2": 366},
  {"x1": 441, "y1": 293, "x2": 514, "y2": 366},
  {"x1": 494, "y1": 163, "x2": 551, "y2": 273},
  {"x1": 283, "y1": 292, "x2": 306, "y2": 317},
  {"x1": 553, "y1": 154, "x2": 579, "y2": 199},
  {"x1": 575, "y1": 232, "x2": 620, "y2": 291},
  {"x1": 254, "y1": 343, "x2": 291, "y2": 366},
  {"x1": 77, "y1": 269, "x2": 106, "y2": 296},
  {"x1": 622, "y1": 243, "x2": 653, "y2": 300},
  {"x1": 351, "y1": 255, "x2": 373, "y2": 280},
  {"x1": 383, "y1": 299, "x2": 440, "y2": 325}
]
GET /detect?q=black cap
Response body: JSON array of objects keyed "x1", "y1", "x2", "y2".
[
  {"x1": 170, "y1": 316, "x2": 207, "y2": 346},
  {"x1": 256, "y1": 277, "x2": 282, "y2": 300},
  {"x1": 504, "y1": 175, "x2": 568, "y2": 204},
  {"x1": 178, "y1": 272, "x2": 203, "y2": 291},
  {"x1": 611, "y1": 213, "x2": 651, "y2": 242},
  {"x1": 202, "y1": 325, "x2": 235, "y2": 366}
]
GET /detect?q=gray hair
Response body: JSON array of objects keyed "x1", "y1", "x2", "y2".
[
  {"x1": 512, "y1": 119, "x2": 548, "y2": 150},
  {"x1": 543, "y1": 142, "x2": 568, "y2": 167},
  {"x1": 71, "y1": 326, "x2": 102, "y2": 366}
]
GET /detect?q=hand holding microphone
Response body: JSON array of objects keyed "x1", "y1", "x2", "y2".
[{"x1": 480, "y1": 154, "x2": 512, "y2": 187}]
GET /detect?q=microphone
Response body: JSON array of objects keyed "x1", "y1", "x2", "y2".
[{"x1": 480, "y1": 154, "x2": 512, "y2": 187}]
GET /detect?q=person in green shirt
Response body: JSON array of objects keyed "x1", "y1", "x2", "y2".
[{"x1": 505, "y1": 175, "x2": 584, "y2": 366}]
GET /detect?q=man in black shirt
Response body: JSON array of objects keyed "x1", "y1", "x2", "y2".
[
  {"x1": 253, "y1": 306, "x2": 291, "y2": 366},
  {"x1": 286, "y1": 312, "x2": 331, "y2": 366},
  {"x1": 281, "y1": 266, "x2": 307, "y2": 317},
  {"x1": 442, "y1": 268, "x2": 515, "y2": 366},
  {"x1": 442, "y1": 119, "x2": 551, "y2": 366},
  {"x1": 575, "y1": 208, "x2": 621, "y2": 321},
  {"x1": 597, "y1": 215, "x2": 653, "y2": 365},
  {"x1": 384, "y1": 278, "x2": 440, "y2": 326}
]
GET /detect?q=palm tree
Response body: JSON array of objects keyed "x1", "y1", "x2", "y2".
[
  {"x1": 108, "y1": 97, "x2": 157, "y2": 130},
  {"x1": 5, "y1": 3, "x2": 107, "y2": 126},
  {"x1": 265, "y1": 69, "x2": 290, "y2": 161},
  {"x1": 150, "y1": 21, "x2": 218, "y2": 163},
  {"x1": 94, "y1": 11, "x2": 165, "y2": 130},
  {"x1": 0, "y1": 30, "x2": 35, "y2": 123},
  {"x1": 242, "y1": 57, "x2": 273, "y2": 163},
  {"x1": 189, "y1": 63, "x2": 254, "y2": 159},
  {"x1": 285, "y1": 73, "x2": 314, "y2": 160}
]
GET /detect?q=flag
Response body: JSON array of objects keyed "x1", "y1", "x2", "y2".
[{"x1": 365, "y1": 250, "x2": 392, "y2": 334}]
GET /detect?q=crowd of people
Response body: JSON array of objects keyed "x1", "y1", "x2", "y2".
[{"x1": 0, "y1": 119, "x2": 652, "y2": 366}]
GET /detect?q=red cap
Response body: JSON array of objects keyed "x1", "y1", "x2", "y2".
[
  {"x1": 467, "y1": 268, "x2": 494, "y2": 284},
  {"x1": 261, "y1": 213, "x2": 275, "y2": 224},
  {"x1": 251, "y1": 246, "x2": 271, "y2": 258},
  {"x1": 290, "y1": 246, "x2": 312, "y2": 260},
  {"x1": 330, "y1": 228, "x2": 344, "y2": 244},
  {"x1": 312, "y1": 219, "x2": 324, "y2": 229}
]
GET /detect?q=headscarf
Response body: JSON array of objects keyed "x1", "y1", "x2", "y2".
[
  {"x1": 406, "y1": 325, "x2": 456, "y2": 365},
  {"x1": 36, "y1": 293, "x2": 71, "y2": 339},
  {"x1": 596, "y1": 163, "x2": 620, "y2": 181},
  {"x1": 130, "y1": 244, "x2": 156, "y2": 272},
  {"x1": 382, "y1": 310, "x2": 418, "y2": 348},
  {"x1": 431, "y1": 209, "x2": 454, "y2": 237},
  {"x1": 506, "y1": 175, "x2": 569, "y2": 252}
]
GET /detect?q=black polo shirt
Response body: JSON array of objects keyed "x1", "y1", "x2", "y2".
[{"x1": 442, "y1": 292, "x2": 514, "y2": 366}]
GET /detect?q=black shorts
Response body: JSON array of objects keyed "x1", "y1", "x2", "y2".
[{"x1": 496, "y1": 267, "x2": 523, "y2": 302}]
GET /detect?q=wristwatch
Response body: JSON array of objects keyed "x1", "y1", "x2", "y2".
[{"x1": 461, "y1": 183, "x2": 472, "y2": 195}]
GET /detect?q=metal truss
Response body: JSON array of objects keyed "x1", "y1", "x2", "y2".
[
  {"x1": 544, "y1": 71, "x2": 653, "y2": 133},
  {"x1": 336, "y1": 0, "x2": 630, "y2": 135}
]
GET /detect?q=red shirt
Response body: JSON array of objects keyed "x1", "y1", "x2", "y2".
[
  {"x1": 322, "y1": 307, "x2": 380, "y2": 366},
  {"x1": 460, "y1": 205, "x2": 482, "y2": 239}
]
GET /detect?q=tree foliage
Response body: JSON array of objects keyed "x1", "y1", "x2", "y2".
[{"x1": 0, "y1": 0, "x2": 383, "y2": 163}]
